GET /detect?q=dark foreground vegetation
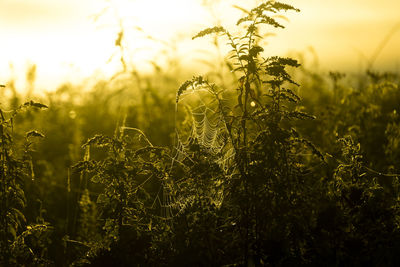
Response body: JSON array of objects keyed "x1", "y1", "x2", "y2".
[{"x1": 2, "y1": 1, "x2": 400, "y2": 266}]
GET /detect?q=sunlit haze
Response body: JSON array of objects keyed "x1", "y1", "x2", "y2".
[{"x1": 1, "y1": 0, "x2": 399, "y2": 92}]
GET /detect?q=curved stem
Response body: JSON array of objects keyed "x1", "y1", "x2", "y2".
[{"x1": 120, "y1": 127, "x2": 153, "y2": 147}]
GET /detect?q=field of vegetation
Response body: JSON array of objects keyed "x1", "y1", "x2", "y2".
[{"x1": 2, "y1": 1, "x2": 400, "y2": 266}]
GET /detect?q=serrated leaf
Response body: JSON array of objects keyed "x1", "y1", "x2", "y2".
[
  {"x1": 23, "y1": 100, "x2": 48, "y2": 109},
  {"x1": 83, "y1": 134, "x2": 111, "y2": 148},
  {"x1": 176, "y1": 80, "x2": 192, "y2": 103},
  {"x1": 26, "y1": 130, "x2": 45, "y2": 138},
  {"x1": 237, "y1": 15, "x2": 252, "y2": 25},
  {"x1": 288, "y1": 111, "x2": 316, "y2": 120},
  {"x1": 259, "y1": 15, "x2": 284, "y2": 28},
  {"x1": 192, "y1": 26, "x2": 226, "y2": 40},
  {"x1": 270, "y1": 1, "x2": 300, "y2": 13}
]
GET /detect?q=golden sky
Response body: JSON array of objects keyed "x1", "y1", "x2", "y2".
[{"x1": 1, "y1": 0, "x2": 399, "y2": 92}]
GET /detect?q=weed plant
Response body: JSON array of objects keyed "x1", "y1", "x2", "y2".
[
  {"x1": 0, "y1": 101, "x2": 51, "y2": 265},
  {"x1": 2, "y1": 1, "x2": 400, "y2": 266}
]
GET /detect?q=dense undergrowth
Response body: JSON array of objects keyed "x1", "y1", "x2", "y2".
[{"x1": 2, "y1": 1, "x2": 400, "y2": 266}]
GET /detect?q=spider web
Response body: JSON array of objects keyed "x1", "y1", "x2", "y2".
[
  {"x1": 158, "y1": 84, "x2": 236, "y2": 220},
  {"x1": 172, "y1": 87, "x2": 235, "y2": 173}
]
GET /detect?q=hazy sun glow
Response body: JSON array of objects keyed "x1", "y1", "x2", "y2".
[{"x1": 1, "y1": 0, "x2": 399, "y2": 92}]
